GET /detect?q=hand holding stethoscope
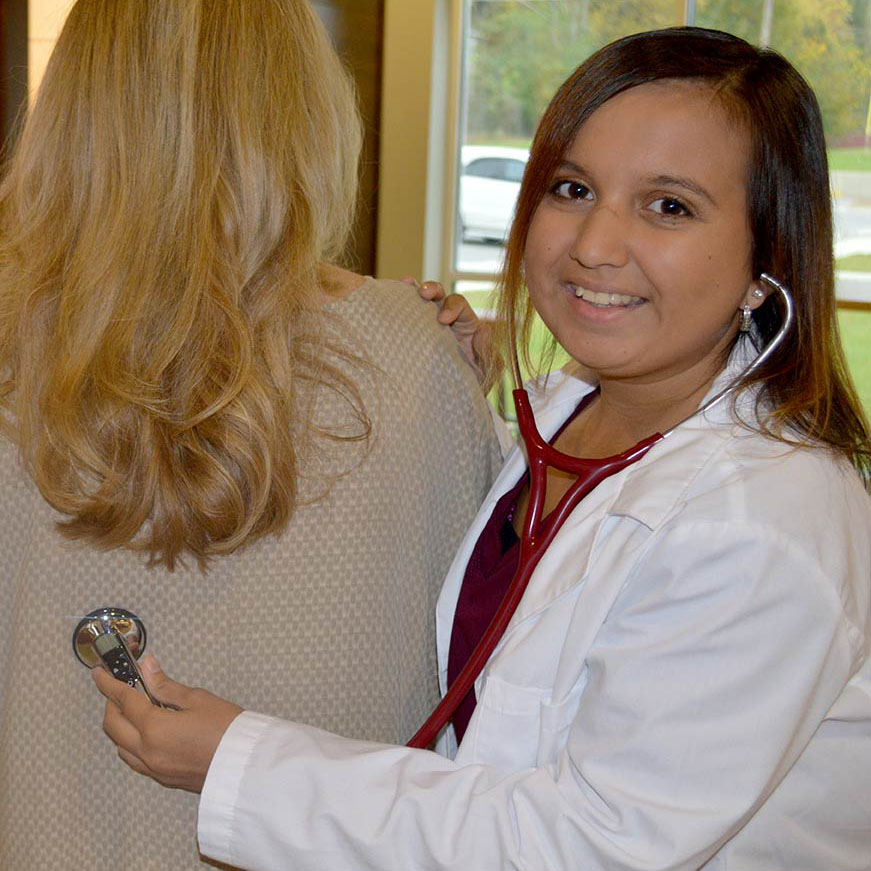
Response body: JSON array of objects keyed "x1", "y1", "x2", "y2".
[
  {"x1": 92, "y1": 652, "x2": 242, "y2": 793},
  {"x1": 80, "y1": 273, "x2": 794, "y2": 770}
]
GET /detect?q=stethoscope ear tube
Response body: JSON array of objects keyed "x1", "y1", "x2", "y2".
[{"x1": 663, "y1": 273, "x2": 794, "y2": 431}]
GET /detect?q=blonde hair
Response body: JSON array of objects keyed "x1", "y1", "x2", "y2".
[{"x1": 0, "y1": 0, "x2": 365, "y2": 567}]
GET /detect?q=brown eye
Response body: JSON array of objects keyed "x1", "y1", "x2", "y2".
[
  {"x1": 650, "y1": 196, "x2": 692, "y2": 217},
  {"x1": 552, "y1": 180, "x2": 592, "y2": 201}
]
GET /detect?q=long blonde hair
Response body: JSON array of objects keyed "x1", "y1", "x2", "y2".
[{"x1": 0, "y1": 0, "x2": 364, "y2": 567}]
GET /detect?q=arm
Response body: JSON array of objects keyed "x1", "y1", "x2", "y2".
[
  {"x1": 95, "y1": 521, "x2": 862, "y2": 870},
  {"x1": 212, "y1": 522, "x2": 860, "y2": 871}
]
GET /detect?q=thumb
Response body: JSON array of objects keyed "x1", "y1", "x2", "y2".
[{"x1": 139, "y1": 655, "x2": 190, "y2": 709}]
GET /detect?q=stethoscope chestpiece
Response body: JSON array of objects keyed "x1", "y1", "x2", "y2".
[
  {"x1": 72, "y1": 606, "x2": 166, "y2": 706},
  {"x1": 72, "y1": 606, "x2": 147, "y2": 669}
]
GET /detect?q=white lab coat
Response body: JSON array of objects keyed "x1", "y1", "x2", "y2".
[{"x1": 198, "y1": 360, "x2": 871, "y2": 871}]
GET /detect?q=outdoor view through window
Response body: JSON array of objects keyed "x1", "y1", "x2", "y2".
[{"x1": 454, "y1": 0, "x2": 871, "y2": 418}]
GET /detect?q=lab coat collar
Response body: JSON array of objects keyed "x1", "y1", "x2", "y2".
[
  {"x1": 607, "y1": 350, "x2": 759, "y2": 530},
  {"x1": 508, "y1": 347, "x2": 759, "y2": 531},
  {"x1": 437, "y1": 344, "x2": 766, "y2": 691},
  {"x1": 489, "y1": 347, "x2": 764, "y2": 632}
]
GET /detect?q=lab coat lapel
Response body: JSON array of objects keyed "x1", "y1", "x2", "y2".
[
  {"x1": 435, "y1": 371, "x2": 594, "y2": 690},
  {"x1": 495, "y1": 456, "x2": 620, "y2": 634},
  {"x1": 493, "y1": 401, "x2": 735, "y2": 646}
]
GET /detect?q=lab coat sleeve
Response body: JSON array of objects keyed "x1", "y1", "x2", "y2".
[
  {"x1": 197, "y1": 517, "x2": 864, "y2": 871},
  {"x1": 198, "y1": 710, "x2": 525, "y2": 870}
]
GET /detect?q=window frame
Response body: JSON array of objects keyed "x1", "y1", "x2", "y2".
[
  {"x1": 378, "y1": 0, "x2": 871, "y2": 314},
  {"x1": 447, "y1": 0, "x2": 689, "y2": 287}
]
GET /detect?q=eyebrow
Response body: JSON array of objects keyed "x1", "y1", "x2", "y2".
[
  {"x1": 554, "y1": 161, "x2": 718, "y2": 207},
  {"x1": 649, "y1": 174, "x2": 718, "y2": 206}
]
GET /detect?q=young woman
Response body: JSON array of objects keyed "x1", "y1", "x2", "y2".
[
  {"x1": 94, "y1": 27, "x2": 871, "y2": 871},
  {"x1": 0, "y1": 1, "x2": 501, "y2": 869}
]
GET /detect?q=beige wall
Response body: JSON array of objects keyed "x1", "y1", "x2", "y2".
[
  {"x1": 377, "y1": 0, "x2": 456, "y2": 282},
  {"x1": 28, "y1": 0, "x2": 73, "y2": 97}
]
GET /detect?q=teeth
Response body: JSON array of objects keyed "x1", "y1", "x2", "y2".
[{"x1": 572, "y1": 286, "x2": 641, "y2": 306}]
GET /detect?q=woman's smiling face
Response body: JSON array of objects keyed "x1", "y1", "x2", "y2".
[{"x1": 524, "y1": 80, "x2": 760, "y2": 391}]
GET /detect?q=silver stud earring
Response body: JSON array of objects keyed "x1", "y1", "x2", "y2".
[
  {"x1": 740, "y1": 304, "x2": 753, "y2": 332},
  {"x1": 752, "y1": 287, "x2": 764, "y2": 300}
]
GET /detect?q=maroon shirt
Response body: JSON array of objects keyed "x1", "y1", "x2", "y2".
[{"x1": 447, "y1": 390, "x2": 596, "y2": 742}]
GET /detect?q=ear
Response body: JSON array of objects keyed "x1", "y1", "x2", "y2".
[{"x1": 741, "y1": 280, "x2": 768, "y2": 313}]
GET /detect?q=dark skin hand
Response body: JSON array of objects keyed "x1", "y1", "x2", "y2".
[{"x1": 93, "y1": 656, "x2": 243, "y2": 793}]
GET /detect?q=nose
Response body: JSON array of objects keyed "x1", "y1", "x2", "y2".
[{"x1": 569, "y1": 203, "x2": 630, "y2": 269}]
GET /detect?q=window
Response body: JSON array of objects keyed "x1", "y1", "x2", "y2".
[
  {"x1": 464, "y1": 156, "x2": 525, "y2": 181},
  {"x1": 460, "y1": 148, "x2": 530, "y2": 243},
  {"x1": 445, "y1": 0, "x2": 871, "y2": 416},
  {"x1": 453, "y1": 0, "x2": 677, "y2": 278}
]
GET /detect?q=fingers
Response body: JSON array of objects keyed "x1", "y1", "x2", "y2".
[
  {"x1": 138, "y1": 655, "x2": 190, "y2": 709},
  {"x1": 92, "y1": 661, "x2": 177, "y2": 757},
  {"x1": 419, "y1": 280, "x2": 446, "y2": 302},
  {"x1": 93, "y1": 667, "x2": 149, "y2": 747},
  {"x1": 403, "y1": 276, "x2": 448, "y2": 303},
  {"x1": 93, "y1": 665, "x2": 151, "y2": 720},
  {"x1": 93, "y1": 662, "x2": 244, "y2": 793},
  {"x1": 437, "y1": 294, "x2": 476, "y2": 329},
  {"x1": 103, "y1": 699, "x2": 147, "y2": 763}
]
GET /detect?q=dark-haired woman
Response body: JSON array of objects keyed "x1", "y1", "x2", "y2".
[{"x1": 95, "y1": 27, "x2": 871, "y2": 871}]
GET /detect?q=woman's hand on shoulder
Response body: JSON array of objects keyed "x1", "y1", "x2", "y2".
[
  {"x1": 403, "y1": 277, "x2": 500, "y2": 391},
  {"x1": 93, "y1": 656, "x2": 243, "y2": 793}
]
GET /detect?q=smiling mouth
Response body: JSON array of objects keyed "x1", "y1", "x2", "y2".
[{"x1": 570, "y1": 284, "x2": 644, "y2": 308}]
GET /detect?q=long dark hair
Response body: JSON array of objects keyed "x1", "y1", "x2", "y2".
[{"x1": 496, "y1": 27, "x2": 870, "y2": 478}]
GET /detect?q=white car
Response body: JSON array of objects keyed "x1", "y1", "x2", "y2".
[{"x1": 459, "y1": 145, "x2": 529, "y2": 243}]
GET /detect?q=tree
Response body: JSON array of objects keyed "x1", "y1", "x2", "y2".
[
  {"x1": 466, "y1": 0, "x2": 676, "y2": 140},
  {"x1": 697, "y1": 0, "x2": 869, "y2": 140},
  {"x1": 465, "y1": 0, "x2": 871, "y2": 144}
]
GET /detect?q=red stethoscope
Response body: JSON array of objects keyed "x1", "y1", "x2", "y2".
[{"x1": 407, "y1": 273, "x2": 794, "y2": 749}]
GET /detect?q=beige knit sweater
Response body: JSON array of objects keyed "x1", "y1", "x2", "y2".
[{"x1": 0, "y1": 278, "x2": 503, "y2": 870}]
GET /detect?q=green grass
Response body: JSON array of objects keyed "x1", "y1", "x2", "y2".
[
  {"x1": 465, "y1": 142, "x2": 871, "y2": 172},
  {"x1": 836, "y1": 254, "x2": 871, "y2": 272},
  {"x1": 839, "y1": 309, "x2": 871, "y2": 418},
  {"x1": 828, "y1": 148, "x2": 871, "y2": 172},
  {"x1": 470, "y1": 298, "x2": 871, "y2": 423}
]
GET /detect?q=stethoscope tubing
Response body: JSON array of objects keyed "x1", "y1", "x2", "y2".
[
  {"x1": 406, "y1": 394, "x2": 662, "y2": 749},
  {"x1": 406, "y1": 274, "x2": 793, "y2": 750}
]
